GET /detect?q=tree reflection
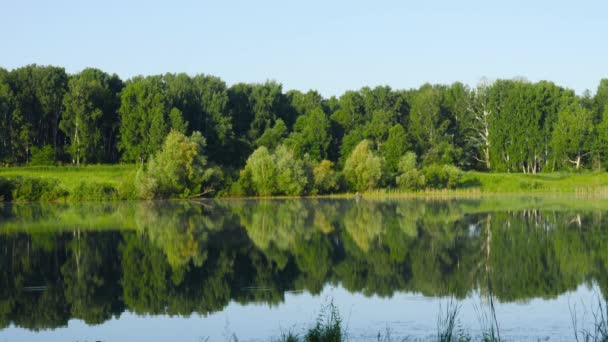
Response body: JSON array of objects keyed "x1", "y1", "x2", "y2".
[{"x1": 0, "y1": 198, "x2": 607, "y2": 330}]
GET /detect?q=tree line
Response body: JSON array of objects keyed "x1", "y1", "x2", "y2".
[{"x1": 2, "y1": 65, "x2": 608, "y2": 195}]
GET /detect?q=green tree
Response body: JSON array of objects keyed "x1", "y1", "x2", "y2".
[
  {"x1": 551, "y1": 105, "x2": 594, "y2": 169},
  {"x1": 274, "y1": 145, "x2": 310, "y2": 196},
  {"x1": 240, "y1": 145, "x2": 311, "y2": 196},
  {"x1": 343, "y1": 140, "x2": 384, "y2": 191},
  {"x1": 242, "y1": 146, "x2": 276, "y2": 196},
  {"x1": 60, "y1": 69, "x2": 119, "y2": 164},
  {"x1": 137, "y1": 130, "x2": 215, "y2": 198},
  {"x1": 118, "y1": 76, "x2": 168, "y2": 163},
  {"x1": 168, "y1": 108, "x2": 188, "y2": 134},
  {"x1": 396, "y1": 152, "x2": 425, "y2": 190},
  {"x1": 286, "y1": 107, "x2": 331, "y2": 161},
  {"x1": 255, "y1": 119, "x2": 287, "y2": 150},
  {"x1": 381, "y1": 124, "x2": 411, "y2": 174},
  {"x1": 313, "y1": 160, "x2": 340, "y2": 194}
]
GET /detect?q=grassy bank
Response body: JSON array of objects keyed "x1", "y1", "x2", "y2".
[
  {"x1": 330, "y1": 171, "x2": 608, "y2": 199},
  {"x1": 3, "y1": 166, "x2": 608, "y2": 202},
  {"x1": 0, "y1": 165, "x2": 138, "y2": 202}
]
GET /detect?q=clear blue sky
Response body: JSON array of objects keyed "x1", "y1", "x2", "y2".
[{"x1": 2, "y1": 0, "x2": 606, "y2": 96}]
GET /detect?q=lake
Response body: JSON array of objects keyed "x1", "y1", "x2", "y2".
[{"x1": 0, "y1": 197, "x2": 607, "y2": 341}]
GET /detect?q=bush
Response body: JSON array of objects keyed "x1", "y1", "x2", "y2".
[
  {"x1": 136, "y1": 130, "x2": 217, "y2": 199},
  {"x1": 240, "y1": 145, "x2": 311, "y2": 196},
  {"x1": 312, "y1": 160, "x2": 340, "y2": 194},
  {"x1": 71, "y1": 181, "x2": 119, "y2": 201},
  {"x1": 6, "y1": 177, "x2": 68, "y2": 202},
  {"x1": 422, "y1": 164, "x2": 463, "y2": 189},
  {"x1": 343, "y1": 140, "x2": 384, "y2": 191},
  {"x1": 396, "y1": 152, "x2": 426, "y2": 191},
  {"x1": 29, "y1": 145, "x2": 56, "y2": 166}
]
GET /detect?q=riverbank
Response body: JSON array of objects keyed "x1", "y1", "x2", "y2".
[{"x1": 2, "y1": 165, "x2": 608, "y2": 202}]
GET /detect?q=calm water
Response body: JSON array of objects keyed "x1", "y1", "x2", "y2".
[{"x1": 0, "y1": 197, "x2": 607, "y2": 341}]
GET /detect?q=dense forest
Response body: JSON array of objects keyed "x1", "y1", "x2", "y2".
[
  {"x1": 1, "y1": 65, "x2": 608, "y2": 196},
  {"x1": 0, "y1": 199, "x2": 607, "y2": 329}
]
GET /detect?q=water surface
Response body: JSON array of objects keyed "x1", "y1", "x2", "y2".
[{"x1": 0, "y1": 197, "x2": 607, "y2": 341}]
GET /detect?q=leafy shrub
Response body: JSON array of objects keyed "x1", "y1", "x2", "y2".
[
  {"x1": 274, "y1": 145, "x2": 311, "y2": 196},
  {"x1": 396, "y1": 152, "x2": 426, "y2": 191},
  {"x1": 312, "y1": 160, "x2": 340, "y2": 194},
  {"x1": 422, "y1": 164, "x2": 463, "y2": 189},
  {"x1": 8, "y1": 177, "x2": 67, "y2": 202},
  {"x1": 136, "y1": 130, "x2": 218, "y2": 199},
  {"x1": 29, "y1": 145, "x2": 56, "y2": 166},
  {"x1": 240, "y1": 145, "x2": 311, "y2": 196},
  {"x1": 343, "y1": 140, "x2": 384, "y2": 191},
  {"x1": 71, "y1": 181, "x2": 119, "y2": 201}
]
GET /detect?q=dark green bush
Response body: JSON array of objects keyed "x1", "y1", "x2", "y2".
[
  {"x1": 422, "y1": 164, "x2": 463, "y2": 189},
  {"x1": 0, "y1": 177, "x2": 13, "y2": 201},
  {"x1": 29, "y1": 145, "x2": 56, "y2": 166}
]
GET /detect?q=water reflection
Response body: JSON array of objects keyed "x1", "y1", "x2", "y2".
[{"x1": 0, "y1": 197, "x2": 607, "y2": 331}]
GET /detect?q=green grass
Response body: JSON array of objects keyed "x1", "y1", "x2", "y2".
[
  {"x1": 0, "y1": 164, "x2": 138, "y2": 193},
  {"x1": 463, "y1": 171, "x2": 608, "y2": 194},
  {"x1": 0, "y1": 164, "x2": 139, "y2": 201},
  {"x1": 325, "y1": 171, "x2": 608, "y2": 199},
  {"x1": 3, "y1": 166, "x2": 608, "y2": 202}
]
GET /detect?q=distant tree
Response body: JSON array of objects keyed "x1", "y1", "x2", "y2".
[
  {"x1": 118, "y1": 76, "x2": 168, "y2": 163},
  {"x1": 551, "y1": 105, "x2": 594, "y2": 170},
  {"x1": 343, "y1": 140, "x2": 383, "y2": 191},
  {"x1": 168, "y1": 108, "x2": 188, "y2": 134},
  {"x1": 286, "y1": 107, "x2": 331, "y2": 161},
  {"x1": 595, "y1": 79, "x2": 608, "y2": 118},
  {"x1": 61, "y1": 69, "x2": 120, "y2": 164},
  {"x1": 0, "y1": 69, "x2": 15, "y2": 163},
  {"x1": 255, "y1": 119, "x2": 287, "y2": 150},
  {"x1": 396, "y1": 152, "x2": 425, "y2": 191},
  {"x1": 408, "y1": 85, "x2": 446, "y2": 152},
  {"x1": 287, "y1": 89, "x2": 324, "y2": 117},
  {"x1": 381, "y1": 124, "x2": 410, "y2": 174}
]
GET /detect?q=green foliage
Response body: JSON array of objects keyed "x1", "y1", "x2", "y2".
[
  {"x1": 168, "y1": 107, "x2": 188, "y2": 134},
  {"x1": 241, "y1": 146, "x2": 276, "y2": 196},
  {"x1": 312, "y1": 160, "x2": 340, "y2": 194},
  {"x1": 4, "y1": 64, "x2": 608, "y2": 196},
  {"x1": 136, "y1": 130, "x2": 214, "y2": 199},
  {"x1": 240, "y1": 145, "x2": 311, "y2": 196},
  {"x1": 29, "y1": 145, "x2": 55, "y2": 166},
  {"x1": 304, "y1": 302, "x2": 343, "y2": 342},
  {"x1": 71, "y1": 181, "x2": 119, "y2": 201},
  {"x1": 422, "y1": 141, "x2": 462, "y2": 167},
  {"x1": 422, "y1": 164, "x2": 463, "y2": 189},
  {"x1": 118, "y1": 76, "x2": 168, "y2": 163},
  {"x1": 551, "y1": 105, "x2": 594, "y2": 170},
  {"x1": 396, "y1": 152, "x2": 426, "y2": 190},
  {"x1": 255, "y1": 119, "x2": 287, "y2": 150},
  {"x1": 274, "y1": 145, "x2": 311, "y2": 196},
  {"x1": 381, "y1": 124, "x2": 410, "y2": 174},
  {"x1": 287, "y1": 107, "x2": 331, "y2": 161},
  {"x1": 343, "y1": 140, "x2": 384, "y2": 191},
  {"x1": 60, "y1": 68, "x2": 121, "y2": 164},
  {"x1": 0, "y1": 176, "x2": 68, "y2": 202}
]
